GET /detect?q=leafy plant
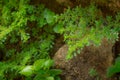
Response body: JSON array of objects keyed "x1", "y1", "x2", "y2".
[
  {"x1": 0, "y1": 0, "x2": 120, "y2": 80},
  {"x1": 20, "y1": 59, "x2": 62, "y2": 80},
  {"x1": 89, "y1": 68, "x2": 98, "y2": 77},
  {"x1": 54, "y1": 4, "x2": 120, "y2": 59},
  {"x1": 89, "y1": 68, "x2": 101, "y2": 80},
  {"x1": 0, "y1": 0, "x2": 60, "y2": 80},
  {"x1": 107, "y1": 57, "x2": 120, "y2": 77}
]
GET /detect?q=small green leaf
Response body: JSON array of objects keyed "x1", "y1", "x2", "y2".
[
  {"x1": 53, "y1": 23, "x2": 64, "y2": 33},
  {"x1": 46, "y1": 77, "x2": 54, "y2": 80},
  {"x1": 73, "y1": 52, "x2": 77, "y2": 56},
  {"x1": 77, "y1": 50, "x2": 81, "y2": 54},
  {"x1": 44, "y1": 9, "x2": 55, "y2": 24},
  {"x1": 49, "y1": 69, "x2": 62, "y2": 76},
  {"x1": 20, "y1": 66, "x2": 33, "y2": 77},
  {"x1": 37, "y1": 18, "x2": 47, "y2": 27},
  {"x1": 44, "y1": 59, "x2": 54, "y2": 70},
  {"x1": 33, "y1": 59, "x2": 46, "y2": 71},
  {"x1": 89, "y1": 68, "x2": 98, "y2": 77}
]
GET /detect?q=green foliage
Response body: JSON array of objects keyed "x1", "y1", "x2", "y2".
[
  {"x1": 0, "y1": 0, "x2": 56, "y2": 43},
  {"x1": 20, "y1": 59, "x2": 61, "y2": 80},
  {"x1": 54, "y1": 5, "x2": 120, "y2": 59},
  {"x1": 0, "y1": 0, "x2": 60, "y2": 80},
  {"x1": 89, "y1": 68, "x2": 101, "y2": 80},
  {"x1": 107, "y1": 57, "x2": 120, "y2": 77},
  {"x1": 20, "y1": 66, "x2": 33, "y2": 77},
  {"x1": 89, "y1": 68, "x2": 98, "y2": 77},
  {"x1": 0, "y1": 0, "x2": 120, "y2": 79}
]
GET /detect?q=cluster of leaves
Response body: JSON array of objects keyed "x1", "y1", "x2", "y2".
[
  {"x1": 20, "y1": 59, "x2": 61, "y2": 80},
  {"x1": 1, "y1": 0, "x2": 120, "y2": 79},
  {"x1": 107, "y1": 57, "x2": 120, "y2": 78},
  {"x1": 0, "y1": 0, "x2": 56, "y2": 43},
  {"x1": 0, "y1": 0, "x2": 61, "y2": 80},
  {"x1": 89, "y1": 68, "x2": 101, "y2": 80},
  {"x1": 54, "y1": 5, "x2": 120, "y2": 59}
]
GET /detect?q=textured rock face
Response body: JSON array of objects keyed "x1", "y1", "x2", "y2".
[
  {"x1": 53, "y1": 45, "x2": 68, "y2": 69},
  {"x1": 53, "y1": 39, "x2": 114, "y2": 80}
]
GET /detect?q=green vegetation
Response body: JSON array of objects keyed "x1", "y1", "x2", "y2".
[
  {"x1": 107, "y1": 57, "x2": 120, "y2": 77},
  {"x1": 0, "y1": 0, "x2": 120, "y2": 80},
  {"x1": 89, "y1": 68, "x2": 98, "y2": 77},
  {"x1": 54, "y1": 5, "x2": 120, "y2": 59},
  {"x1": 0, "y1": 0, "x2": 60, "y2": 80},
  {"x1": 89, "y1": 68, "x2": 101, "y2": 80}
]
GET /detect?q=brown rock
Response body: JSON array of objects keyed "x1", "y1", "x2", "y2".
[{"x1": 53, "y1": 39, "x2": 114, "y2": 80}]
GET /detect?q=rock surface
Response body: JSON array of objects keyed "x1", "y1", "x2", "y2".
[{"x1": 53, "y1": 39, "x2": 114, "y2": 80}]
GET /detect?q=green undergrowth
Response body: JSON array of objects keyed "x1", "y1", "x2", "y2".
[
  {"x1": 54, "y1": 5, "x2": 120, "y2": 59},
  {"x1": 0, "y1": 0, "x2": 120, "y2": 80},
  {"x1": 0, "y1": 0, "x2": 61, "y2": 80},
  {"x1": 107, "y1": 56, "x2": 120, "y2": 78}
]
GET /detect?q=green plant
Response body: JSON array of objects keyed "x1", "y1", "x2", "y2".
[
  {"x1": 54, "y1": 4, "x2": 120, "y2": 59},
  {"x1": 107, "y1": 57, "x2": 120, "y2": 78},
  {"x1": 1, "y1": 0, "x2": 120, "y2": 79},
  {"x1": 89, "y1": 68, "x2": 101, "y2": 80},
  {"x1": 20, "y1": 59, "x2": 62, "y2": 80},
  {"x1": 0, "y1": 0, "x2": 60, "y2": 80},
  {"x1": 89, "y1": 68, "x2": 98, "y2": 77}
]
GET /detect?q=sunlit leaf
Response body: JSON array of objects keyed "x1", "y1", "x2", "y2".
[{"x1": 20, "y1": 66, "x2": 33, "y2": 76}]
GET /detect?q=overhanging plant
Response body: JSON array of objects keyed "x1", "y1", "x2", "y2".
[{"x1": 54, "y1": 4, "x2": 120, "y2": 59}]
